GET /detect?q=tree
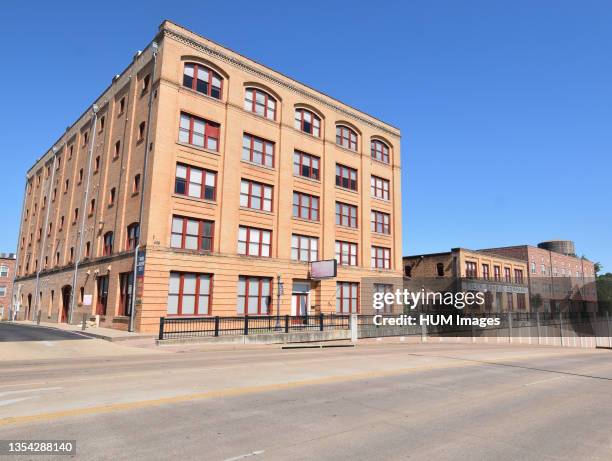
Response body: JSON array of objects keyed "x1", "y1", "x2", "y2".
[{"x1": 594, "y1": 262, "x2": 603, "y2": 274}]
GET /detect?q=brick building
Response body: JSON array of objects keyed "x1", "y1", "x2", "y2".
[
  {"x1": 403, "y1": 248, "x2": 530, "y2": 312},
  {"x1": 479, "y1": 241, "x2": 597, "y2": 312},
  {"x1": 0, "y1": 253, "x2": 16, "y2": 320},
  {"x1": 13, "y1": 20, "x2": 402, "y2": 332}
]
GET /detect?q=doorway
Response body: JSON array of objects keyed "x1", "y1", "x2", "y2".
[
  {"x1": 291, "y1": 281, "x2": 311, "y2": 318},
  {"x1": 26, "y1": 293, "x2": 32, "y2": 320},
  {"x1": 61, "y1": 286, "x2": 71, "y2": 323}
]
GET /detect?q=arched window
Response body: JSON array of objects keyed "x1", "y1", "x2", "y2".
[
  {"x1": 244, "y1": 88, "x2": 276, "y2": 120},
  {"x1": 183, "y1": 63, "x2": 222, "y2": 99},
  {"x1": 371, "y1": 139, "x2": 390, "y2": 164},
  {"x1": 294, "y1": 109, "x2": 321, "y2": 137},
  {"x1": 336, "y1": 125, "x2": 358, "y2": 151}
]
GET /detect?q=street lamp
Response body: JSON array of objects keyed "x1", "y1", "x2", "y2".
[{"x1": 275, "y1": 274, "x2": 283, "y2": 330}]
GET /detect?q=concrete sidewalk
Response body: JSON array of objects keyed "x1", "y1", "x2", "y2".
[{"x1": 11, "y1": 320, "x2": 156, "y2": 342}]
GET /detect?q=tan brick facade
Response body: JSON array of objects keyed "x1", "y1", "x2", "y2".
[
  {"x1": 0, "y1": 254, "x2": 16, "y2": 320},
  {"x1": 14, "y1": 21, "x2": 402, "y2": 332}
]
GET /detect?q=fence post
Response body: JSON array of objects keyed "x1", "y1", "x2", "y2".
[
  {"x1": 350, "y1": 313, "x2": 358, "y2": 342},
  {"x1": 82, "y1": 313, "x2": 87, "y2": 331},
  {"x1": 559, "y1": 312, "x2": 564, "y2": 347},
  {"x1": 214, "y1": 316, "x2": 220, "y2": 337},
  {"x1": 421, "y1": 319, "x2": 427, "y2": 343},
  {"x1": 244, "y1": 316, "x2": 249, "y2": 336},
  {"x1": 285, "y1": 314, "x2": 289, "y2": 333},
  {"x1": 36, "y1": 310, "x2": 41, "y2": 325},
  {"x1": 158, "y1": 317, "x2": 165, "y2": 341},
  {"x1": 607, "y1": 312, "x2": 611, "y2": 349},
  {"x1": 508, "y1": 312, "x2": 513, "y2": 343},
  {"x1": 536, "y1": 311, "x2": 541, "y2": 345},
  {"x1": 319, "y1": 313, "x2": 324, "y2": 331}
]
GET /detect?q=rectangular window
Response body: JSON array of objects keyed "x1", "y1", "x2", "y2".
[
  {"x1": 242, "y1": 133, "x2": 274, "y2": 167},
  {"x1": 179, "y1": 112, "x2": 220, "y2": 151},
  {"x1": 175, "y1": 164, "x2": 217, "y2": 201},
  {"x1": 506, "y1": 292, "x2": 514, "y2": 310},
  {"x1": 335, "y1": 202, "x2": 358, "y2": 228},
  {"x1": 517, "y1": 293, "x2": 526, "y2": 310},
  {"x1": 504, "y1": 267, "x2": 512, "y2": 282},
  {"x1": 291, "y1": 235, "x2": 318, "y2": 262},
  {"x1": 0, "y1": 286, "x2": 6, "y2": 297},
  {"x1": 465, "y1": 261, "x2": 477, "y2": 278},
  {"x1": 371, "y1": 246, "x2": 391, "y2": 269},
  {"x1": 335, "y1": 164, "x2": 358, "y2": 191},
  {"x1": 293, "y1": 151, "x2": 320, "y2": 180},
  {"x1": 171, "y1": 216, "x2": 214, "y2": 252},
  {"x1": 293, "y1": 192, "x2": 319, "y2": 221},
  {"x1": 371, "y1": 176, "x2": 390, "y2": 200},
  {"x1": 237, "y1": 276, "x2": 271, "y2": 315},
  {"x1": 482, "y1": 264, "x2": 490, "y2": 280},
  {"x1": 514, "y1": 269, "x2": 524, "y2": 284},
  {"x1": 0, "y1": 266, "x2": 8, "y2": 277},
  {"x1": 336, "y1": 282, "x2": 359, "y2": 313},
  {"x1": 335, "y1": 241, "x2": 358, "y2": 266},
  {"x1": 238, "y1": 226, "x2": 271, "y2": 257},
  {"x1": 374, "y1": 284, "x2": 393, "y2": 313},
  {"x1": 370, "y1": 211, "x2": 390, "y2": 234},
  {"x1": 119, "y1": 272, "x2": 134, "y2": 317},
  {"x1": 167, "y1": 272, "x2": 212, "y2": 316},
  {"x1": 240, "y1": 179, "x2": 273, "y2": 212},
  {"x1": 494, "y1": 265, "x2": 501, "y2": 281}
]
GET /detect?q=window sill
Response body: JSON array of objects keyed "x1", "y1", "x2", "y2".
[
  {"x1": 371, "y1": 196, "x2": 391, "y2": 204},
  {"x1": 335, "y1": 185, "x2": 359, "y2": 194},
  {"x1": 178, "y1": 86, "x2": 224, "y2": 106},
  {"x1": 177, "y1": 142, "x2": 220, "y2": 156},
  {"x1": 336, "y1": 224, "x2": 359, "y2": 231},
  {"x1": 172, "y1": 193, "x2": 217, "y2": 206},
  {"x1": 240, "y1": 159, "x2": 275, "y2": 172},
  {"x1": 334, "y1": 144, "x2": 360, "y2": 155},
  {"x1": 239, "y1": 207, "x2": 274, "y2": 216},
  {"x1": 293, "y1": 175, "x2": 321, "y2": 184},
  {"x1": 371, "y1": 157, "x2": 391, "y2": 168},
  {"x1": 371, "y1": 231, "x2": 392, "y2": 237},
  {"x1": 292, "y1": 128, "x2": 323, "y2": 142},
  {"x1": 291, "y1": 217, "x2": 321, "y2": 225}
]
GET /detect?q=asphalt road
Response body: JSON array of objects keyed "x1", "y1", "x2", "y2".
[
  {"x1": 0, "y1": 322, "x2": 91, "y2": 342},
  {"x1": 0, "y1": 341, "x2": 611, "y2": 460}
]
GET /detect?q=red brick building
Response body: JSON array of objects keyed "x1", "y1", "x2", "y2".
[
  {"x1": 0, "y1": 253, "x2": 16, "y2": 320},
  {"x1": 479, "y1": 241, "x2": 597, "y2": 312}
]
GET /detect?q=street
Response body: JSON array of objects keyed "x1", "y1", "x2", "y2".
[
  {"x1": 0, "y1": 323, "x2": 611, "y2": 460},
  {"x1": 0, "y1": 322, "x2": 91, "y2": 342}
]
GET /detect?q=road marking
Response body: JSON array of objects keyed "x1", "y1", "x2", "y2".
[
  {"x1": 0, "y1": 362, "x2": 470, "y2": 427},
  {"x1": 523, "y1": 376, "x2": 563, "y2": 386},
  {"x1": 224, "y1": 450, "x2": 265, "y2": 461},
  {"x1": 0, "y1": 397, "x2": 36, "y2": 407},
  {"x1": 0, "y1": 387, "x2": 62, "y2": 398}
]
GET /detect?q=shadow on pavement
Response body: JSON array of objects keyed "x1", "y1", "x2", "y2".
[{"x1": 0, "y1": 323, "x2": 92, "y2": 342}]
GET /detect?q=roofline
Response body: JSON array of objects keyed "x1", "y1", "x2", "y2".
[
  {"x1": 404, "y1": 248, "x2": 528, "y2": 265},
  {"x1": 25, "y1": 40, "x2": 158, "y2": 177},
  {"x1": 160, "y1": 19, "x2": 401, "y2": 134}
]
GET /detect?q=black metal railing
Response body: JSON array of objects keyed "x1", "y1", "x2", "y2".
[{"x1": 159, "y1": 313, "x2": 351, "y2": 340}]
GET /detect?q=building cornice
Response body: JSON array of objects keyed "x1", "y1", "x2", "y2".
[{"x1": 161, "y1": 28, "x2": 401, "y2": 138}]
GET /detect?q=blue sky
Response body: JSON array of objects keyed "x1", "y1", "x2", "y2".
[{"x1": 1, "y1": 0, "x2": 610, "y2": 271}]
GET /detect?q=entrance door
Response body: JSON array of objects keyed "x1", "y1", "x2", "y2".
[
  {"x1": 27, "y1": 294, "x2": 32, "y2": 320},
  {"x1": 292, "y1": 293, "x2": 308, "y2": 316},
  {"x1": 61, "y1": 286, "x2": 71, "y2": 323},
  {"x1": 291, "y1": 281, "x2": 311, "y2": 318}
]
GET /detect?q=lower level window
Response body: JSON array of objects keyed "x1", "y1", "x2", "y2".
[
  {"x1": 374, "y1": 284, "x2": 393, "y2": 313},
  {"x1": 371, "y1": 246, "x2": 391, "y2": 269},
  {"x1": 171, "y1": 216, "x2": 214, "y2": 251},
  {"x1": 119, "y1": 272, "x2": 133, "y2": 316},
  {"x1": 237, "y1": 276, "x2": 271, "y2": 315},
  {"x1": 336, "y1": 282, "x2": 359, "y2": 313},
  {"x1": 167, "y1": 272, "x2": 212, "y2": 316}
]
